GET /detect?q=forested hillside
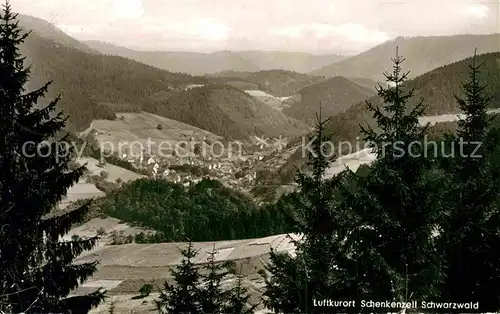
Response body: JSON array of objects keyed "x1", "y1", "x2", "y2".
[
  {"x1": 282, "y1": 76, "x2": 376, "y2": 125},
  {"x1": 277, "y1": 52, "x2": 500, "y2": 183},
  {"x1": 19, "y1": 32, "x2": 200, "y2": 131},
  {"x1": 209, "y1": 70, "x2": 326, "y2": 96},
  {"x1": 346, "y1": 77, "x2": 383, "y2": 92},
  {"x1": 99, "y1": 179, "x2": 291, "y2": 242},
  {"x1": 142, "y1": 84, "x2": 310, "y2": 139},
  {"x1": 313, "y1": 34, "x2": 500, "y2": 81},
  {"x1": 326, "y1": 52, "x2": 500, "y2": 146}
]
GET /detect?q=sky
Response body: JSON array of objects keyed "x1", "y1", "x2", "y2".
[{"x1": 12, "y1": 0, "x2": 500, "y2": 55}]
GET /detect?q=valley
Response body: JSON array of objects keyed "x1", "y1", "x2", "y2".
[{"x1": 4, "y1": 6, "x2": 500, "y2": 313}]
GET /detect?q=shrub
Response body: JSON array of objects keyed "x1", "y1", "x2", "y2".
[{"x1": 96, "y1": 227, "x2": 107, "y2": 236}]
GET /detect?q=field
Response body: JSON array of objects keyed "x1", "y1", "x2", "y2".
[
  {"x1": 244, "y1": 89, "x2": 291, "y2": 111},
  {"x1": 77, "y1": 156, "x2": 144, "y2": 183},
  {"x1": 418, "y1": 108, "x2": 500, "y2": 126},
  {"x1": 59, "y1": 181, "x2": 105, "y2": 209},
  {"x1": 67, "y1": 231, "x2": 300, "y2": 313}
]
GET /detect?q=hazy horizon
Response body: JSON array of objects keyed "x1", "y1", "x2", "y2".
[{"x1": 13, "y1": 0, "x2": 500, "y2": 55}]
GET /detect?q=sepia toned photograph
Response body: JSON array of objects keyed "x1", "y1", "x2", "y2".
[{"x1": 0, "y1": 0, "x2": 499, "y2": 313}]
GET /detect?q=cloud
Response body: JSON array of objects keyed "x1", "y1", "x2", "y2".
[
  {"x1": 57, "y1": 16, "x2": 231, "y2": 48},
  {"x1": 186, "y1": 18, "x2": 230, "y2": 41},
  {"x1": 463, "y1": 4, "x2": 490, "y2": 18},
  {"x1": 270, "y1": 23, "x2": 390, "y2": 44},
  {"x1": 12, "y1": 0, "x2": 499, "y2": 53},
  {"x1": 111, "y1": 0, "x2": 145, "y2": 19}
]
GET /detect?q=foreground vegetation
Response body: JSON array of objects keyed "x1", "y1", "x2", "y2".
[
  {"x1": 99, "y1": 178, "x2": 291, "y2": 242},
  {"x1": 3, "y1": 2, "x2": 500, "y2": 312},
  {"x1": 0, "y1": 5, "x2": 104, "y2": 311}
]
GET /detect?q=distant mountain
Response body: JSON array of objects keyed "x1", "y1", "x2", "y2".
[
  {"x1": 19, "y1": 31, "x2": 199, "y2": 131},
  {"x1": 17, "y1": 14, "x2": 98, "y2": 54},
  {"x1": 209, "y1": 70, "x2": 326, "y2": 97},
  {"x1": 282, "y1": 76, "x2": 377, "y2": 125},
  {"x1": 235, "y1": 51, "x2": 345, "y2": 73},
  {"x1": 84, "y1": 41, "x2": 261, "y2": 74},
  {"x1": 326, "y1": 52, "x2": 500, "y2": 146},
  {"x1": 313, "y1": 34, "x2": 500, "y2": 81},
  {"x1": 142, "y1": 84, "x2": 311, "y2": 139},
  {"x1": 84, "y1": 40, "x2": 345, "y2": 74}
]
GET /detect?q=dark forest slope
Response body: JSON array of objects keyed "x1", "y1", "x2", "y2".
[
  {"x1": 20, "y1": 32, "x2": 198, "y2": 131},
  {"x1": 282, "y1": 76, "x2": 377, "y2": 125},
  {"x1": 142, "y1": 84, "x2": 311, "y2": 139}
]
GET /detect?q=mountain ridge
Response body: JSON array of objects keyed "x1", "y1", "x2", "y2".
[
  {"x1": 312, "y1": 34, "x2": 500, "y2": 81},
  {"x1": 84, "y1": 40, "x2": 345, "y2": 74}
]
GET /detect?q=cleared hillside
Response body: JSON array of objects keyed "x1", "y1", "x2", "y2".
[
  {"x1": 209, "y1": 70, "x2": 326, "y2": 97},
  {"x1": 244, "y1": 90, "x2": 288, "y2": 111},
  {"x1": 282, "y1": 76, "x2": 377, "y2": 125},
  {"x1": 142, "y1": 84, "x2": 310, "y2": 139},
  {"x1": 19, "y1": 31, "x2": 198, "y2": 131},
  {"x1": 83, "y1": 111, "x2": 221, "y2": 157},
  {"x1": 313, "y1": 34, "x2": 500, "y2": 81}
]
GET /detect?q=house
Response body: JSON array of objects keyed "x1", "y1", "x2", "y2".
[{"x1": 184, "y1": 84, "x2": 204, "y2": 90}]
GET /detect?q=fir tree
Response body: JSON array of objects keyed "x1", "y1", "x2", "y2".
[
  {"x1": 225, "y1": 266, "x2": 257, "y2": 314},
  {"x1": 262, "y1": 110, "x2": 360, "y2": 313},
  {"x1": 157, "y1": 241, "x2": 203, "y2": 314},
  {"x1": 199, "y1": 245, "x2": 231, "y2": 314},
  {"x1": 158, "y1": 243, "x2": 257, "y2": 314},
  {"x1": 439, "y1": 51, "x2": 500, "y2": 311},
  {"x1": 0, "y1": 2, "x2": 104, "y2": 312},
  {"x1": 347, "y1": 48, "x2": 445, "y2": 307}
]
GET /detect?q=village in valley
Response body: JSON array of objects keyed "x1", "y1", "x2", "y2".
[{"x1": 90, "y1": 131, "x2": 293, "y2": 193}]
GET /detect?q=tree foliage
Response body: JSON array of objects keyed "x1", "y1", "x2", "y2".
[
  {"x1": 344, "y1": 49, "x2": 446, "y2": 306},
  {"x1": 99, "y1": 178, "x2": 291, "y2": 242},
  {"x1": 437, "y1": 51, "x2": 500, "y2": 312},
  {"x1": 157, "y1": 242, "x2": 256, "y2": 314},
  {"x1": 0, "y1": 3, "x2": 103, "y2": 312},
  {"x1": 262, "y1": 109, "x2": 361, "y2": 313}
]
